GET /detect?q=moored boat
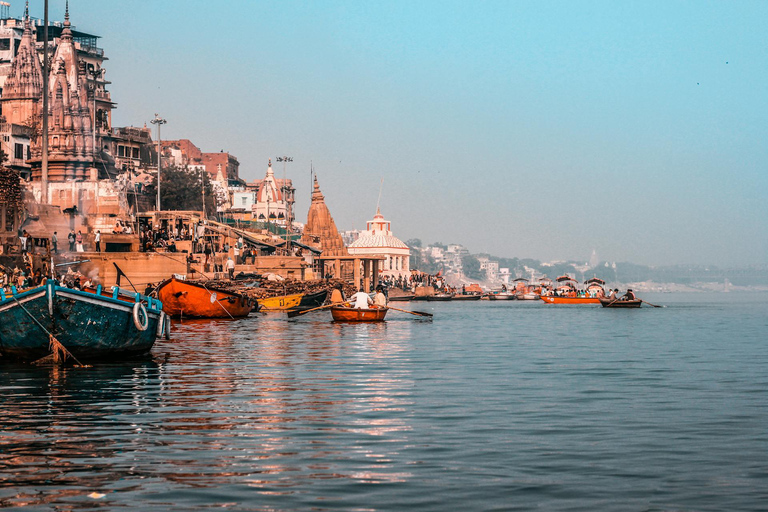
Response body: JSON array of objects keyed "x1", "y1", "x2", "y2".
[
  {"x1": 487, "y1": 292, "x2": 516, "y2": 300},
  {"x1": 452, "y1": 293, "x2": 482, "y2": 301},
  {"x1": 388, "y1": 293, "x2": 415, "y2": 302},
  {"x1": 599, "y1": 297, "x2": 642, "y2": 308},
  {"x1": 427, "y1": 293, "x2": 454, "y2": 301},
  {"x1": 0, "y1": 281, "x2": 164, "y2": 362},
  {"x1": 156, "y1": 277, "x2": 254, "y2": 318},
  {"x1": 330, "y1": 306, "x2": 388, "y2": 322},
  {"x1": 258, "y1": 292, "x2": 303, "y2": 311}
]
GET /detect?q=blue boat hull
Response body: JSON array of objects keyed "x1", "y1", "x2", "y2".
[{"x1": 0, "y1": 283, "x2": 163, "y2": 362}]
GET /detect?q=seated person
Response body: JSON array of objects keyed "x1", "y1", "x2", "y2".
[
  {"x1": 350, "y1": 288, "x2": 373, "y2": 309},
  {"x1": 330, "y1": 283, "x2": 346, "y2": 304},
  {"x1": 621, "y1": 289, "x2": 637, "y2": 301},
  {"x1": 373, "y1": 285, "x2": 387, "y2": 307}
]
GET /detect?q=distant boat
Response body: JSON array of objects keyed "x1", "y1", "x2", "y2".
[
  {"x1": 0, "y1": 281, "x2": 164, "y2": 362},
  {"x1": 156, "y1": 277, "x2": 254, "y2": 318},
  {"x1": 452, "y1": 293, "x2": 482, "y2": 301},
  {"x1": 388, "y1": 293, "x2": 415, "y2": 302},
  {"x1": 330, "y1": 306, "x2": 388, "y2": 322},
  {"x1": 427, "y1": 293, "x2": 454, "y2": 301},
  {"x1": 599, "y1": 297, "x2": 642, "y2": 308},
  {"x1": 487, "y1": 291, "x2": 516, "y2": 300},
  {"x1": 540, "y1": 296, "x2": 601, "y2": 305}
]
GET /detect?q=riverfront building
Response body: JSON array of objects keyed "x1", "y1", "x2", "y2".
[{"x1": 347, "y1": 207, "x2": 410, "y2": 279}]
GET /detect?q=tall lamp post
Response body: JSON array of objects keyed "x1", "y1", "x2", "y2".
[
  {"x1": 275, "y1": 156, "x2": 293, "y2": 252},
  {"x1": 150, "y1": 114, "x2": 167, "y2": 211}
]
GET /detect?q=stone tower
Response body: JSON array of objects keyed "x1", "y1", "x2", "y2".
[
  {"x1": 25, "y1": 3, "x2": 95, "y2": 182},
  {"x1": 1, "y1": 2, "x2": 43, "y2": 127},
  {"x1": 301, "y1": 175, "x2": 348, "y2": 257}
]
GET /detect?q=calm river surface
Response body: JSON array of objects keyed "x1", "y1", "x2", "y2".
[{"x1": 2, "y1": 293, "x2": 767, "y2": 511}]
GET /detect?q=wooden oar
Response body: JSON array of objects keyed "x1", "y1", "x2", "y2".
[
  {"x1": 386, "y1": 305, "x2": 433, "y2": 318},
  {"x1": 641, "y1": 299, "x2": 663, "y2": 308},
  {"x1": 287, "y1": 302, "x2": 342, "y2": 318}
]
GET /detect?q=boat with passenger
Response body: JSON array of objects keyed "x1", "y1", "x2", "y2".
[
  {"x1": 599, "y1": 297, "x2": 642, "y2": 308},
  {"x1": 330, "y1": 305, "x2": 388, "y2": 322},
  {"x1": 540, "y1": 275, "x2": 602, "y2": 304}
]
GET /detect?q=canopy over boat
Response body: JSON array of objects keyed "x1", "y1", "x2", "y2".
[
  {"x1": 584, "y1": 277, "x2": 606, "y2": 285},
  {"x1": 556, "y1": 275, "x2": 577, "y2": 282},
  {"x1": 512, "y1": 277, "x2": 529, "y2": 282}
]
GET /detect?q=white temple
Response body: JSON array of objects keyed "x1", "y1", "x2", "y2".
[
  {"x1": 253, "y1": 159, "x2": 288, "y2": 225},
  {"x1": 348, "y1": 207, "x2": 410, "y2": 279}
]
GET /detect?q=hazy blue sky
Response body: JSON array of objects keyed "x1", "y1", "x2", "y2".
[{"x1": 26, "y1": 1, "x2": 767, "y2": 266}]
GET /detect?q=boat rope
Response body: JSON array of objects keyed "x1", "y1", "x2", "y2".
[
  {"x1": 11, "y1": 295, "x2": 85, "y2": 366},
  {"x1": 201, "y1": 282, "x2": 236, "y2": 320}
]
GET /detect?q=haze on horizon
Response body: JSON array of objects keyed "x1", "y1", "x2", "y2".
[{"x1": 29, "y1": 0, "x2": 767, "y2": 268}]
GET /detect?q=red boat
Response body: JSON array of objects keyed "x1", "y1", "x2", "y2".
[
  {"x1": 156, "y1": 277, "x2": 254, "y2": 318},
  {"x1": 330, "y1": 306, "x2": 388, "y2": 322}
]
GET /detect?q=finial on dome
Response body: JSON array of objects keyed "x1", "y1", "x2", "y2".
[
  {"x1": 25, "y1": 0, "x2": 29, "y2": 18},
  {"x1": 65, "y1": 0, "x2": 69, "y2": 21}
]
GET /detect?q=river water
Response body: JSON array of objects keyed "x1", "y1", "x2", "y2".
[{"x1": 2, "y1": 293, "x2": 767, "y2": 511}]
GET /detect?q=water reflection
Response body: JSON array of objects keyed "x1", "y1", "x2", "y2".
[{"x1": 1, "y1": 314, "x2": 417, "y2": 507}]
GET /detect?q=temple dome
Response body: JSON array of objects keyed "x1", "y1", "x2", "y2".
[{"x1": 349, "y1": 234, "x2": 408, "y2": 249}]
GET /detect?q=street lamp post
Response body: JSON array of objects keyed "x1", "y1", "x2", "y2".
[
  {"x1": 150, "y1": 114, "x2": 167, "y2": 211},
  {"x1": 275, "y1": 156, "x2": 293, "y2": 252}
]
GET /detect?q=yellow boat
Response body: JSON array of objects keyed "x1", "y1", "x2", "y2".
[
  {"x1": 258, "y1": 290, "x2": 328, "y2": 312},
  {"x1": 258, "y1": 293, "x2": 303, "y2": 311}
]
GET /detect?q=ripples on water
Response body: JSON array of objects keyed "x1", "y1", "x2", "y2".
[{"x1": 2, "y1": 294, "x2": 767, "y2": 511}]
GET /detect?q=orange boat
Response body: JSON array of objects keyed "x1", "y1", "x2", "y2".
[
  {"x1": 156, "y1": 277, "x2": 254, "y2": 318},
  {"x1": 540, "y1": 295, "x2": 601, "y2": 305},
  {"x1": 330, "y1": 306, "x2": 388, "y2": 322},
  {"x1": 539, "y1": 274, "x2": 602, "y2": 304}
]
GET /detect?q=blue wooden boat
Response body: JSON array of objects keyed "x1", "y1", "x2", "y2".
[{"x1": 0, "y1": 281, "x2": 166, "y2": 363}]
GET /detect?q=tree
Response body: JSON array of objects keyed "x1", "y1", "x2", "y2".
[
  {"x1": 143, "y1": 165, "x2": 217, "y2": 215},
  {"x1": 405, "y1": 238, "x2": 422, "y2": 248},
  {"x1": 462, "y1": 255, "x2": 484, "y2": 280}
]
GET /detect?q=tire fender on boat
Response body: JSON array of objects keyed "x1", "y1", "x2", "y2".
[{"x1": 133, "y1": 302, "x2": 149, "y2": 331}]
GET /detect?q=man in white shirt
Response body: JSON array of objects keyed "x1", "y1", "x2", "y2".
[
  {"x1": 226, "y1": 256, "x2": 236, "y2": 279},
  {"x1": 350, "y1": 288, "x2": 373, "y2": 309}
]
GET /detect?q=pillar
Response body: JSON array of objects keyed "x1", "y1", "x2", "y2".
[{"x1": 353, "y1": 258, "x2": 361, "y2": 290}]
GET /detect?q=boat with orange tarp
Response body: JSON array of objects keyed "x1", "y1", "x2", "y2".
[
  {"x1": 156, "y1": 276, "x2": 254, "y2": 318},
  {"x1": 330, "y1": 305, "x2": 388, "y2": 322},
  {"x1": 539, "y1": 275, "x2": 603, "y2": 304}
]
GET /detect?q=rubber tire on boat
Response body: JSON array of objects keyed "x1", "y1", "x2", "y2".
[{"x1": 133, "y1": 302, "x2": 149, "y2": 331}]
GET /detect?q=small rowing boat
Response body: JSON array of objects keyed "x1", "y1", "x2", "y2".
[
  {"x1": 427, "y1": 293, "x2": 454, "y2": 301},
  {"x1": 330, "y1": 306, "x2": 388, "y2": 322},
  {"x1": 599, "y1": 297, "x2": 642, "y2": 308},
  {"x1": 156, "y1": 277, "x2": 254, "y2": 318}
]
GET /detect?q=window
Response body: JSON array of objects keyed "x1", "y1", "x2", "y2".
[
  {"x1": 0, "y1": 39, "x2": 10, "y2": 51},
  {"x1": 14, "y1": 143, "x2": 23, "y2": 160},
  {"x1": 118, "y1": 145, "x2": 125, "y2": 157},
  {"x1": 132, "y1": 148, "x2": 139, "y2": 159}
]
